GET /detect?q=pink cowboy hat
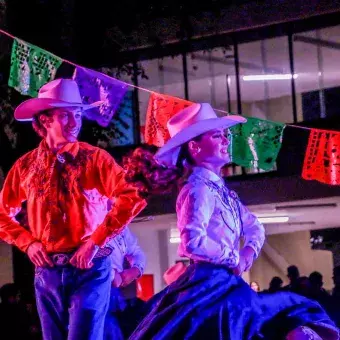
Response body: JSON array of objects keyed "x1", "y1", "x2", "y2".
[
  {"x1": 14, "y1": 78, "x2": 103, "y2": 121},
  {"x1": 163, "y1": 262, "x2": 187, "y2": 286},
  {"x1": 155, "y1": 103, "x2": 247, "y2": 166}
]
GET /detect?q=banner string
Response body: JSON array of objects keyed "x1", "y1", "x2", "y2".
[{"x1": 1, "y1": 28, "x2": 339, "y2": 133}]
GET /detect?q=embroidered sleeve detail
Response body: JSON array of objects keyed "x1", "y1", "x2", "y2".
[{"x1": 238, "y1": 201, "x2": 265, "y2": 258}]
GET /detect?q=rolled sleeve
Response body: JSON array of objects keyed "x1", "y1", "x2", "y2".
[
  {"x1": 124, "y1": 228, "x2": 146, "y2": 278},
  {"x1": 239, "y1": 202, "x2": 265, "y2": 258}
]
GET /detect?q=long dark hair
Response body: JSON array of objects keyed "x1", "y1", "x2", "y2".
[{"x1": 123, "y1": 135, "x2": 202, "y2": 198}]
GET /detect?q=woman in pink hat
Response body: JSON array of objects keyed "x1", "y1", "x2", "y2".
[{"x1": 123, "y1": 103, "x2": 338, "y2": 339}]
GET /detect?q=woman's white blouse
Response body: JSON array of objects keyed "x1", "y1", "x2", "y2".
[{"x1": 176, "y1": 167, "x2": 265, "y2": 268}]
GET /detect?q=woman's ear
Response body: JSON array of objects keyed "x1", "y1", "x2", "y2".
[{"x1": 188, "y1": 140, "x2": 201, "y2": 157}]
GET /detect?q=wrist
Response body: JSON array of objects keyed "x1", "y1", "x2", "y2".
[
  {"x1": 243, "y1": 245, "x2": 255, "y2": 254},
  {"x1": 27, "y1": 241, "x2": 40, "y2": 251},
  {"x1": 242, "y1": 246, "x2": 256, "y2": 261},
  {"x1": 87, "y1": 239, "x2": 99, "y2": 251},
  {"x1": 126, "y1": 267, "x2": 141, "y2": 281},
  {"x1": 132, "y1": 266, "x2": 141, "y2": 277}
]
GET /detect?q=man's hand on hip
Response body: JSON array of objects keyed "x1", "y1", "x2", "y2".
[
  {"x1": 112, "y1": 270, "x2": 123, "y2": 288},
  {"x1": 120, "y1": 267, "x2": 141, "y2": 287},
  {"x1": 233, "y1": 246, "x2": 255, "y2": 276},
  {"x1": 70, "y1": 239, "x2": 99, "y2": 269},
  {"x1": 27, "y1": 242, "x2": 54, "y2": 267}
]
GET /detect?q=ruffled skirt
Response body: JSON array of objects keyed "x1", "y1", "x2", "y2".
[{"x1": 129, "y1": 263, "x2": 339, "y2": 340}]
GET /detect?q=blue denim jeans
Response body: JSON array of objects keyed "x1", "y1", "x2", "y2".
[
  {"x1": 104, "y1": 287, "x2": 126, "y2": 340},
  {"x1": 34, "y1": 256, "x2": 113, "y2": 340}
]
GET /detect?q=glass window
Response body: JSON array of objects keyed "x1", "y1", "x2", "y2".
[
  {"x1": 293, "y1": 30, "x2": 324, "y2": 122},
  {"x1": 137, "y1": 56, "x2": 185, "y2": 140},
  {"x1": 293, "y1": 25, "x2": 340, "y2": 122},
  {"x1": 186, "y1": 47, "x2": 242, "y2": 176},
  {"x1": 186, "y1": 47, "x2": 238, "y2": 115},
  {"x1": 238, "y1": 37, "x2": 294, "y2": 123},
  {"x1": 235, "y1": 37, "x2": 293, "y2": 174},
  {"x1": 316, "y1": 25, "x2": 340, "y2": 119}
]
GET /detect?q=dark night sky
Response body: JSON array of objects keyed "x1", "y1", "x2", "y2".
[{"x1": 3, "y1": 0, "x2": 260, "y2": 67}]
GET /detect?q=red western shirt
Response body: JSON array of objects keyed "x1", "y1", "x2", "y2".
[{"x1": 0, "y1": 140, "x2": 146, "y2": 253}]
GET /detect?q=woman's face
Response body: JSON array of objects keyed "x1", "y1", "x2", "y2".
[{"x1": 189, "y1": 128, "x2": 231, "y2": 167}]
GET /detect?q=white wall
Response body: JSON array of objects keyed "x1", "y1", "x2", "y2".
[
  {"x1": 250, "y1": 231, "x2": 334, "y2": 291},
  {"x1": 129, "y1": 226, "x2": 165, "y2": 293},
  {"x1": 130, "y1": 223, "x2": 335, "y2": 295},
  {"x1": 168, "y1": 240, "x2": 182, "y2": 266}
]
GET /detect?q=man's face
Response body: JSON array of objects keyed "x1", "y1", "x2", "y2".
[{"x1": 44, "y1": 107, "x2": 83, "y2": 144}]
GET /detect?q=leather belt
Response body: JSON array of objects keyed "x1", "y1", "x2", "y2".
[{"x1": 50, "y1": 246, "x2": 113, "y2": 266}]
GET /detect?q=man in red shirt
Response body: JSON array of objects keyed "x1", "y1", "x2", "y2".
[{"x1": 0, "y1": 78, "x2": 147, "y2": 340}]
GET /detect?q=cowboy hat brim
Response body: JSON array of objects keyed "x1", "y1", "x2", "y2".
[
  {"x1": 14, "y1": 98, "x2": 103, "y2": 121},
  {"x1": 155, "y1": 115, "x2": 246, "y2": 166}
]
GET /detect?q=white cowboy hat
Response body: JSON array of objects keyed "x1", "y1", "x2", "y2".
[
  {"x1": 14, "y1": 78, "x2": 103, "y2": 121},
  {"x1": 163, "y1": 262, "x2": 187, "y2": 286},
  {"x1": 155, "y1": 103, "x2": 247, "y2": 166}
]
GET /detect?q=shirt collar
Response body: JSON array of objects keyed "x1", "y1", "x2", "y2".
[
  {"x1": 39, "y1": 139, "x2": 80, "y2": 159},
  {"x1": 190, "y1": 166, "x2": 225, "y2": 188}
]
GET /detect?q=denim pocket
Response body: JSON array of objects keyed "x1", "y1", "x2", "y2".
[
  {"x1": 92, "y1": 254, "x2": 112, "y2": 269},
  {"x1": 35, "y1": 266, "x2": 44, "y2": 277}
]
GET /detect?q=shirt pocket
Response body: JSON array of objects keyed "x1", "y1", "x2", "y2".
[
  {"x1": 218, "y1": 196, "x2": 241, "y2": 237},
  {"x1": 21, "y1": 168, "x2": 42, "y2": 196},
  {"x1": 215, "y1": 196, "x2": 239, "y2": 237},
  {"x1": 34, "y1": 266, "x2": 45, "y2": 285}
]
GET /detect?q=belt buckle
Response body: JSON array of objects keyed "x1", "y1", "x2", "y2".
[{"x1": 52, "y1": 253, "x2": 70, "y2": 266}]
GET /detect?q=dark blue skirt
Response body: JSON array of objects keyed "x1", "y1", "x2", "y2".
[{"x1": 129, "y1": 263, "x2": 339, "y2": 340}]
